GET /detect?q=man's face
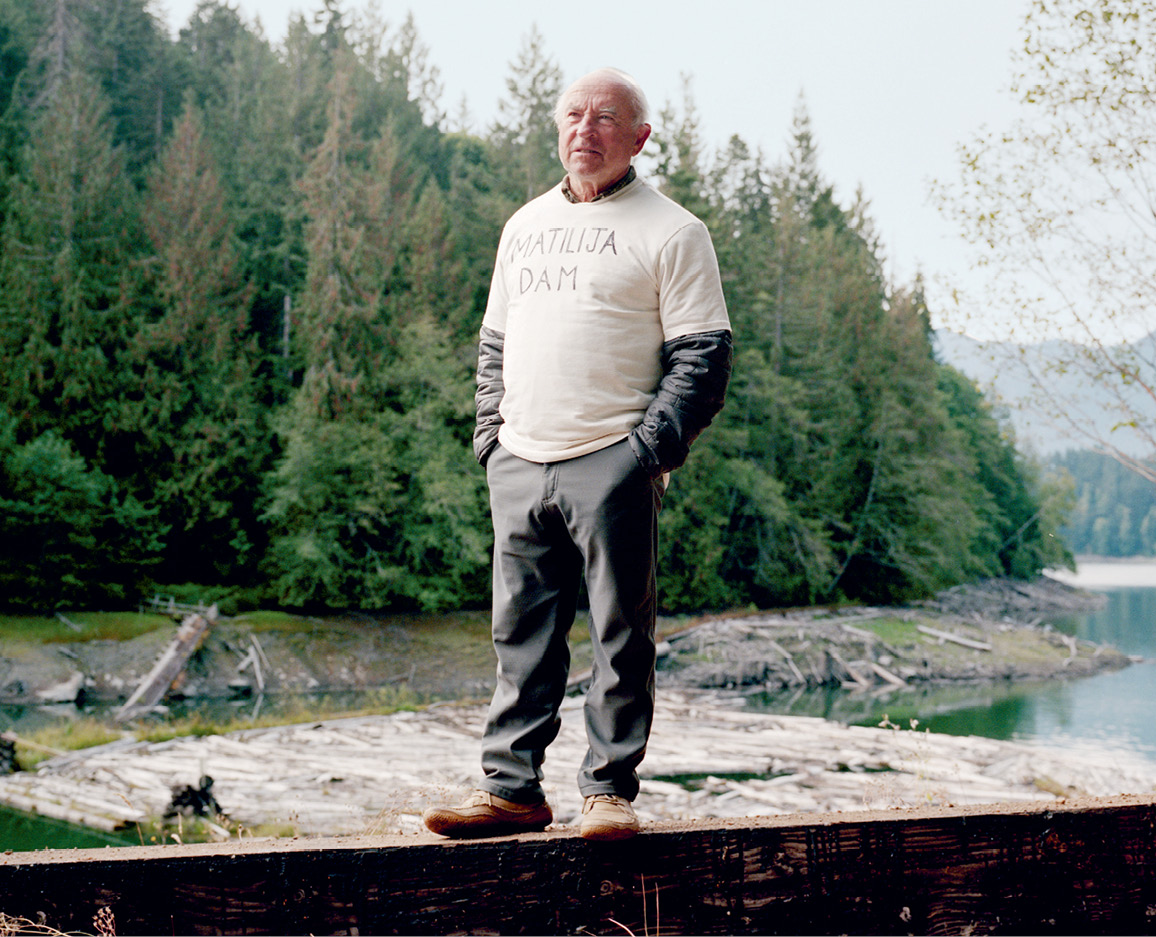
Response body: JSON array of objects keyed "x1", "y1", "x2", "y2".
[{"x1": 556, "y1": 77, "x2": 651, "y2": 199}]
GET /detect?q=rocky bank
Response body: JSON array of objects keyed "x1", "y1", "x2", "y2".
[
  {"x1": 0, "y1": 576, "x2": 1124, "y2": 712},
  {"x1": 656, "y1": 576, "x2": 1127, "y2": 695}
]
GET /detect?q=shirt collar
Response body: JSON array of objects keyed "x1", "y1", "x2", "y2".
[{"x1": 561, "y1": 166, "x2": 636, "y2": 204}]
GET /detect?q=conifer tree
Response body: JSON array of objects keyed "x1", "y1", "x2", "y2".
[
  {"x1": 263, "y1": 52, "x2": 389, "y2": 605},
  {"x1": 653, "y1": 78, "x2": 712, "y2": 221},
  {"x1": 81, "y1": 0, "x2": 184, "y2": 173},
  {"x1": 0, "y1": 71, "x2": 141, "y2": 466},
  {"x1": 440, "y1": 131, "x2": 516, "y2": 345},
  {"x1": 652, "y1": 95, "x2": 1071, "y2": 609},
  {"x1": 0, "y1": 1, "x2": 1081, "y2": 609},
  {"x1": 825, "y1": 287, "x2": 981, "y2": 601},
  {"x1": 263, "y1": 55, "x2": 487, "y2": 610},
  {"x1": 651, "y1": 99, "x2": 834, "y2": 606},
  {"x1": 0, "y1": 412, "x2": 162, "y2": 609},
  {"x1": 178, "y1": 1, "x2": 308, "y2": 373},
  {"x1": 0, "y1": 0, "x2": 41, "y2": 227},
  {"x1": 23, "y1": 0, "x2": 81, "y2": 107},
  {"x1": 490, "y1": 25, "x2": 562, "y2": 202},
  {"x1": 938, "y1": 362, "x2": 1074, "y2": 577},
  {"x1": 133, "y1": 94, "x2": 267, "y2": 582}
]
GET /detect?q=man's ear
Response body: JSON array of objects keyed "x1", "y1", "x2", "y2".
[{"x1": 633, "y1": 123, "x2": 652, "y2": 156}]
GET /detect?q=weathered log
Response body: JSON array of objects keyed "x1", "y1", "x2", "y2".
[
  {"x1": 115, "y1": 608, "x2": 216, "y2": 722},
  {"x1": 825, "y1": 649, "x2": 871, "y2": 688},
  {"x1": 0, "y1": 731, "x2": 66, "y2": 760},
  {"x1": 1, "y1": 796, "x2": 1155, "y2": 935},
  {"x1": 867, "y1": 660, "x2": 907, "y2": 687},
  {"x1": 234, "y1": 636, "x2": 266, "y2": 693},
  {"x1": 54, "y1": 613, "x2": 83, "y2": 632},
  {"x1": 915, "y1": 623, "x2": 993, "y2": 651}
]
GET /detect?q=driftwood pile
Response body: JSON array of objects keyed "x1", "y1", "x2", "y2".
[
  {"x1": 660, "y1": 608, "x2": 917, "y2": 691},
  {"x1": 914, "y1": 576, "x2": 1107, "y2": 623},
  {"x1": 0, "y1": 689, "x2": 1153, "y2": 839},
  {"x1": 659, "y1": 591, "x2": 1121, "y2": 693}
]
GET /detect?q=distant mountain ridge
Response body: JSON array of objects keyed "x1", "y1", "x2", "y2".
[{"x1": 933, "y1": 329, "x2": 1156, "y2": 458}]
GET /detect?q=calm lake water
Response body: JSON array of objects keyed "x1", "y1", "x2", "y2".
[
  {"x1": 2, "y1": 561, "x2": 1153, "y2": 851},
  {"x1": 753, "y1": 561, "x2": 1156, "y2": 764}
]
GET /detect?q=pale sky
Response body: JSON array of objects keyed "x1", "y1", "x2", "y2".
[{"x1": 153, "y1": 0, "x2": 1031, "y2": 339}]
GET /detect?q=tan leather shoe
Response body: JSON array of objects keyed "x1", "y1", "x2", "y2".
[
  {"x1": 423, "y1": 790, "x2": 552, "y2": 838},
  {"x1": 580, "y1": 794, "x2": 639, "y2": 841}
]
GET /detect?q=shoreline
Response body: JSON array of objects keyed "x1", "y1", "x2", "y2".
[
  {"x1": 656, "y1": 576, "x2": 1128, "y2": 696},
  {"x1": 0, "y1": 575, "x2": 1126, "y2": 710},
  {"x1": 1046, "y1": 556, "x2": 1156, "y2": 590},
  {"x1": 1, "y1": 687, "x2": 1154, "y2": 842},
  {"x1": 0, "y1": 574, "x2": 1151, "y2": 842}
]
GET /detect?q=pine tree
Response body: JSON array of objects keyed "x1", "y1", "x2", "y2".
[
  {"x1": 1051, "y1": 449, "x2": 1156, "y2": 556},
  {"x1": 0, "y1": 0, "x2": 42, "y2": 228},
  {"x1": 653, "y1": 77, "x2": 712, "y2": 220},
  {"x1": 826, "y1": 287, "x2": 982, "y2": 601},
  {"x1": 0, "y1": 412, "x2": 162, "y2": 610},
  {"x1": 651, "y1": 95, "x2": 1072, "y2": 609},
  {"x1": 440, "y1": 131, "x2": 516, "y2": 345},
  {"x1": 0, "y1": 71, "x2": 141, "y2": 466},
  {"x1": 263, "y1": 53, "x2": 488, "y2": 610},
  {"x1": 27, "y1": 0, "x2": 188, "y2": 176},
  {"x1": 490, "y1": 25, "x2": 563, "y2": 202},
  {"x1": 101, "y1": 0, "x2": 184, "y2": 169},
  {"x1": 23, "y1": 0, "x2": 82, "y2": 108},
  {"x1": 132, "y1": 94, "x2": 268, "y2": 583},
  {"x1": 370, "y1": 11, "x2": 443, "y2": 128},
  {"x1": 178, "y1": 1, "x2": 308, "y2": 377}
]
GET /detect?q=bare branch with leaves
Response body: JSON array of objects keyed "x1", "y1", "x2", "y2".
[{"x1": 935, "y1": 0, "x2": 1156, "y2": 478}]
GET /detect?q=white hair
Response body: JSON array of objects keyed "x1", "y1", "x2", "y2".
[{"x1": 553, "y1": 68, "x2": 650, "y2": 129}]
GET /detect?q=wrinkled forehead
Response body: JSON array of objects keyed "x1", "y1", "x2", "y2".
[{"x1": 560, "y1": 79, "x2": 635, "y2": 118}]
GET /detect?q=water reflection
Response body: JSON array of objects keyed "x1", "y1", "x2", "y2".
[
  {"x1": 749, "y1": 676, "x2": 1046, "y2": 740},
  {"x1": 749, "y1": 584, "x2": 1156, "y2": 762},
  {"x1": 0, "y1": 804, "x2": 137, "y2": 851}
]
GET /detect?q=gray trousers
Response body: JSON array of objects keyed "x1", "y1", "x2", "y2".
[{"x1": 479, "y1": 439, "x2": 663, "y2": 804}]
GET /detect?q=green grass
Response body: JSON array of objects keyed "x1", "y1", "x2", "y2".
[
  {"x1": 857, "y1": 616, "x2": 924, "y2": 646},
  {"x1": 13, "y1": 718, "x2": 127, "y2": 770},
  {"x1": 134, "y1": 686, "x2": 423, "y2": 744},
  {"x1": 230, "y1": 610, "x2": 323, "y2": 633},
  {"x1": 11, "y1": 686, "x2": 424, "y2": 769},
  {"x1": 0, "y1": 612, "x2": 170, "y2": 646}
]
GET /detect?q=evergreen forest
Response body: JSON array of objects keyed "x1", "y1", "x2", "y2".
[
  {"x1": 0, "y1": 0, "x2": 1074, "y2": 614},
  {"x1": 1053, "y1": 451, "x2": 1156, "y2": 557}
]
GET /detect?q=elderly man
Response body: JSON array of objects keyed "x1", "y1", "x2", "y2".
[{"x1": 423, "y1": 67, "x2": 731, "y2": 841}]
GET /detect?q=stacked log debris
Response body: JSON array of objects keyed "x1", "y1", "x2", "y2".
[
  {"x1": 658, "y1": 601, "x2": 1125, "y2": 692},
  {"x1": 0, "y1": 689, "x2": 1153, "y2": 838}
]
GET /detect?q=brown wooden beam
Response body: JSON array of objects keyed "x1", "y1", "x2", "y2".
[{"x1": 1, "y1": 794, "x2": 1154, "y2": 935}]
